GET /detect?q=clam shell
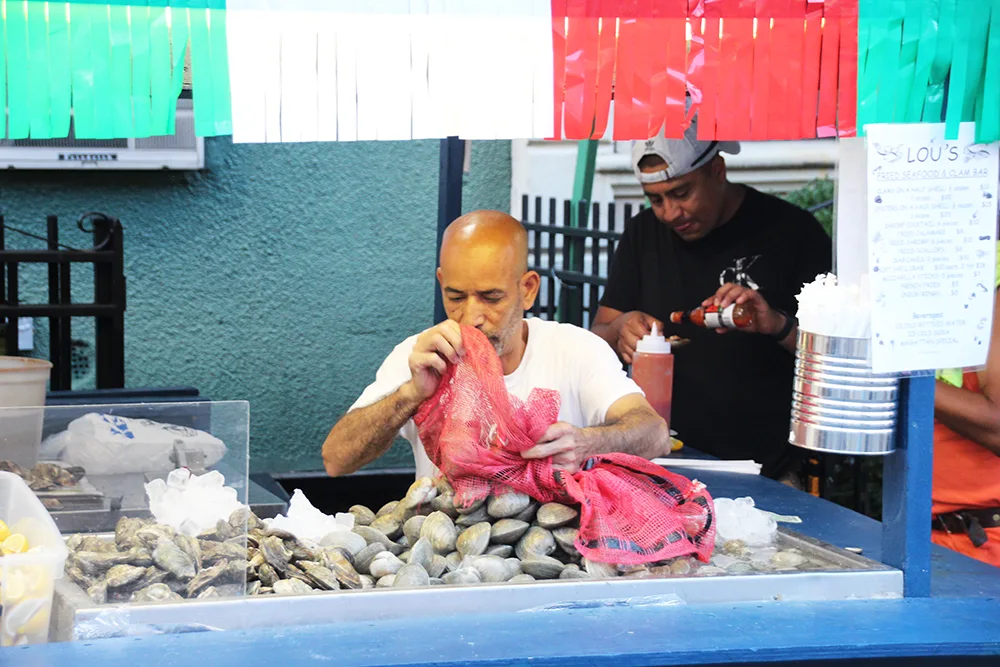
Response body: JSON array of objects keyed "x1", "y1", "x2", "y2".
[
  {"x1": 376, "y1": 574, "x2": 396, "y2": 588},
  {"x1": 442, "y1": 568, "x2": 481, "y2": 585},
  {"x1": 197, "y1": 586, "x2": 221, "y2": 599},
  {"x1": 420, "y1": 511, "x2": 458, "y2": 554},
  {"x1": 515, "y1": 527, "x2": 556, "y2": 560},
  {"x1": 444, "y1": 551, "x2": 463, "y2": 573},
  {"x1": 470, "y1": 555, "x2": 509, "y2": 583},
  {"x1": 393, "y1": 563, "x2": 430, "y2": 588},
  {"x1": 429, "y1": 577, "x2": 445, "y2": 585},
  {"x1": 508, "y1": 574, "x2": 536, "y2": 584},
  {"x1": 487, "y1": 491, "x2": 532, "y2": 519},
  {"x1": 490, "y1": 519, "x2": 530, "y2": 545},
  {"x1": 368, "y1": 552, "x2": 404, "y2": 578},
  {"x1": 153, "y1": 537, "x2": 196, "y2": 580},
  {"x1": 514, "y1": 503, "x2": 539, "y2": 524},
  {"x1": 409, "y1": 537, "x2": 435, "y2": 572},
  {"x1": 456, "y1": 522, "x2": 491, "y2": 557},
  {"x1": 455, "y1": 505, "x2": 491, "y2": 527},
  {"x1": 353, "y1": 526, "x2": 393, "y2": 549},
  {"x1": 552, "y1": 527, "x2": 580, "y2": 556},
  {"x1": 370, "y1": 515, "x2": 403, "y2": 540},
  {"x1": 772, "y1": 551, "x2": 807, "y2": 568},
  {"x1": 428, "y1": 554, "x2": 448, "y2": 578},
  {"x1": 669, "y1": 559, "x2": 693, "y2": 575},
  {"x1": 375, "y1": 500, "x2": 400, "y2": 519},
  {"x1": 520, "y1": 555, "x2": 565, "y2": 579},
  {"x1": 401, "y1": 477, "x2": 438, "y2": 510},
  {"x1": 319, "y1": 530, "x2": 367, "y2": 557},
  {"x1": 106, "y1": 564, "x2": 146, "y2": 588},
  {"x1": 559, "y1": 567, "x2": 592, "y2": 580},
  {"x1": 386, "y1": 542, "x2": 406, "y2": 557},
  {"x1": 503, "y1": 558, "x2": 523, "y2": 580},
  {"x1": 398, "y1": 550, "x2": 411, "y2": 563},
  {"x1": 485, "y1": 544, "x2": 514, "y2": 558},
  {"x1": 349, "y1": 505, "x2": 376, "y2": 526},
  {"x1": 403, "y1": 516, "x2": 427, "y2": 544},
  {"x1": 273, "y1": 578, "x2": 314, "y2": 596},
  {"x1": 359, "y1": 575, "x2": 375, "y2": 589},
  {"x1": 536, "y1": 503, "x2": 579, "y2": 530},
  {"x1": 354, "y1": 543, "x2": 387, "y2": 575},
  {"x1": 430, "y1": 493, "x2": 459, "y2": 519},
  {"x1": 435, "y1": 477, "x2": 454, "y2": 496},
  {"x1": 583, "y1": 558, "x2": 618, "y2": 579},
  {"x1": 455, "y1": 496, "x2": 486, "y2": 515},
  {"x1": 397, "y1": 536, "x2": 411, "y2": 549}
]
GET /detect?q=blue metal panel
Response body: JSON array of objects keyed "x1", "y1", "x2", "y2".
[{"x1": 881, "y1": 374, "x2": 936, "y2": 596}]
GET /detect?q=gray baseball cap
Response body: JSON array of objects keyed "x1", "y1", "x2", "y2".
[{"x1": 632, "y1": 117, "x2": 741, "y2": 184}]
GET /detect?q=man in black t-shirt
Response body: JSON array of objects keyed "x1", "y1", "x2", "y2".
[{"x1": 592, "y1": 118, "x2": 832, "y2": 481}]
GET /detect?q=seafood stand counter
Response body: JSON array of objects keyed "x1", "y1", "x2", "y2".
[{"x1": 15, "y1": 467, "x2": 1000, "y2": 666}]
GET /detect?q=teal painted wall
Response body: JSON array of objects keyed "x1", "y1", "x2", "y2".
[{"x1": 0, "y1": 137, "x2": 512, "y2": 473}]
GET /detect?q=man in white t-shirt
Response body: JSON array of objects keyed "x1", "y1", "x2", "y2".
[{"x1": 322, "y1": 210, "x2": 669, "y2": 480}]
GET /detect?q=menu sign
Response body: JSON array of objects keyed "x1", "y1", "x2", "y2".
[{"x1": 866, "y1": 122, "x2": 999, "y2": 374}]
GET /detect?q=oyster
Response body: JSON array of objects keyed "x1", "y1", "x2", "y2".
[
  {"x1": 325, "y1": 549, "x2": 364, "y2": 589},
  {"x1": 197, "y1": 586, "x2": 221, "y2": 599},
  {"x1": 66, "y1": 566, "x2": 95, "y2": 590},
  {"x1": 669, "y1": 559, "x2": 693, "y2": 575},
  {"x1": 392, "y1": 564, "x2": 430, "y2": 588},
  {"x1": 259, "y1": 536, "x2": 293, "y2": 574},
  {"x1": 456, "y1": 522, "x2": 491, "y2": 558},
  {"x1": 87, "y1": 581, "x2": 108, "y2": 605},
  {"x1": 536, "y1": 503, "x2": 579, "y2": 530},
  {"x1": 74, "y1": 551, "x2": 133, "y2": 577},
  {"x1": 349, "y1": 505, "x2": 375, "y2": 526},
  {"x1": 133, "y1": 566, "x2": 170, "y2": 591},
  {"x1": 135, "y1": 526, "x2": 175, "y2": 550},
  {"x1": 408, "y1": 537, "x2": 435, "y2": 572},
  {"x1": 301, "y1": 562, "x2": 342, "y2": 591},
  {"x1": 127, "y1": 546, "x2": 154, "y2": 568},
  {"x1": 487, "y1": 491, "x2": 532, "y2": 519},
  {"x1": 490, "y1": 519, "x2": 530, "y2": 545},
  {"x1": 81, "y1": 535, "x2": 120, "y2": 553},
  {"x1": 403, "y1": 516, "x2": 427, "y2": 544},
  {"x1": 132, "y1": 583, "x2": 183, "y2": 603},
  {"x1": 115, "y1": 517, "x2": 146, "y2": 549},
  {"x1": 257, "y1": 563, "x2": 279, "y2": 587},
  {"x1": 173, "y1": 535, "x2": 202, "y2": 573},
  {"x1": 153, "y1": 537, "x2": 197, "y2": 580},
  {"x1": 186, "y1": 560, "x2": 246, "y2": 598},
  {"x1": 106, "y1": 564, "x2": 146, "y2": 589},
  {"x1": 515, "y1": 527, "x2": 556, "y2": 560},
  {"x1": 229, "y1": 506, "x2": 262, "y2": 533},
  {"x1": 287, "y1": 538, "x2": 321, "y2": 563},
  {"x1": 772, "y1": 551, "x2": 807, "y2": 569},
  {"x1": 273, "y1": 578, "x2": 314, "y2": 596},
  {"x1": 65, "y1": 534, "x2": 85, "y2": 552},
  {"x1": 201, "y1": 540, "x2": 247, "y2": 565},
  {"x1": 442, "y1": 568, "x2": 482, "y2": 586}
]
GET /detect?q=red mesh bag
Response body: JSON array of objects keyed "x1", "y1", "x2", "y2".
[{"x1": 414, "y1": 325, "x2": 715, "y2": 565}]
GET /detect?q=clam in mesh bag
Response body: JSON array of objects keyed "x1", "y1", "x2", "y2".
[{"x1": 414, "y1": 325, "x2": 715, "y2": 564}]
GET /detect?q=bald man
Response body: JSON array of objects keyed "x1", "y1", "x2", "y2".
[{"x1": 322, "y1": 210, "x2": 669, "y2": 479}]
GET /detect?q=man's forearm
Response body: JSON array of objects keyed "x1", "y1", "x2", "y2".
[
  {"x1": 591, "y1": 319, "x2": 619, "y2": 350},
  {"x1": 935, "y1": 381, "x2": 1000, "y2": 456},
  {"x1": 323, "y1": 383, "x2": 422, "y2": 476},
  {"x1": 580, "y1": 408, "x2": 669, "y2": 460}
]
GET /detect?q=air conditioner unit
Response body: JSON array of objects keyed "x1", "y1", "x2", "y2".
[{"x1": 0, "y1": 98, "x2": 204, "y2": 170}]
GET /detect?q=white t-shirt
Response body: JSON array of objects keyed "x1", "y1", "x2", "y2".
[{"x1": 349, "y1": 318, "x2": 643, "y2": 479}]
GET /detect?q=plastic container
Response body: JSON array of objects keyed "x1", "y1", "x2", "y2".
[
  {"x1": 631, "y1": 324, "x2": 674, "y2": 424},
  {"x1": 0, "y1": 357, "x2": 52, "y2": 467},
  {"x1": 0, "y1": 471, "x2": 68, "y2": 646}
]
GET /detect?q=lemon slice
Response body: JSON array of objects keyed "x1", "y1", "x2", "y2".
[
  {"x1": 2, "y1": 573, "x2": 27, "y2": 602},
  {"x1": 0, "y1": 520, "x2": 10, "y2": 542},
  {"x1": 17, "y1": 608, "x2": 51, "y2": 636},
  {"x1": 1, "y1": 533, "x2": 29, "y2": 555}
]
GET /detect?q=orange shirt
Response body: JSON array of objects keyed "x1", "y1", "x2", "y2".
[{"x1": 932, "y1": 372, "x2": 1000, "y2": 567}]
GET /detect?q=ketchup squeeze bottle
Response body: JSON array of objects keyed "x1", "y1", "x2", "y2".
[{"x1": 631, "y1": 324, "x2": 674, "y2": 424}]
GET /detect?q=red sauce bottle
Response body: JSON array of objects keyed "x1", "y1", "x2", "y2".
[
  {"x1": 670, "y1": 304, "x2": 753, "y2": 329},
  {"x1": 631, "y1": 324, "x2": 674, "y2": 424}
]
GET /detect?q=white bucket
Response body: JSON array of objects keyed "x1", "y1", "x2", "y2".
[{"x1": 0, "y1": 357, "x2": 52, "y2": 467}]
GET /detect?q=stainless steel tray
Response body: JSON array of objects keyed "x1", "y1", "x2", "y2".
[{"x1": 50, "y1": 528, "x2": 901, "y2": 642}]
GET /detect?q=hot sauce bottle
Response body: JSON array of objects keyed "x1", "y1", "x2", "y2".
[
  {"x1": 631, "y1": 323, "x2": 674, "y2": 424},
  {"x1": 669, "y1": 304, "x2": 754, "y2": 329}
]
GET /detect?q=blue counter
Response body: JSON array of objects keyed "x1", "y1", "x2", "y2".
[{"x1": 12, "y1": 470, "x2": 1000, "y2": 666}]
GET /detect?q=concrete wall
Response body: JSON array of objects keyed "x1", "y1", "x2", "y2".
[{"x1": 0, "y1": 137, "x2": 511, "y2": 473}]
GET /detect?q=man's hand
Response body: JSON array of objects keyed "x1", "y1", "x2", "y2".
[
  {"x1": 404, "y1": 320, "x2": 465, "y2": 403},
  {"x1": 521, "y1": 422, "x2": 593, "y2": 472},
  {"x1": 702, "y1": 283, "x2": 786, "y2": 336},
  {"x1": 613, "y1": 311, "x2": 663, "y2": 365}
]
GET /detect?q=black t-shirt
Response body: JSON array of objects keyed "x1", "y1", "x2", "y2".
[{"x1": 600, "y1": 186, "x2": 833, "y2": 478}]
